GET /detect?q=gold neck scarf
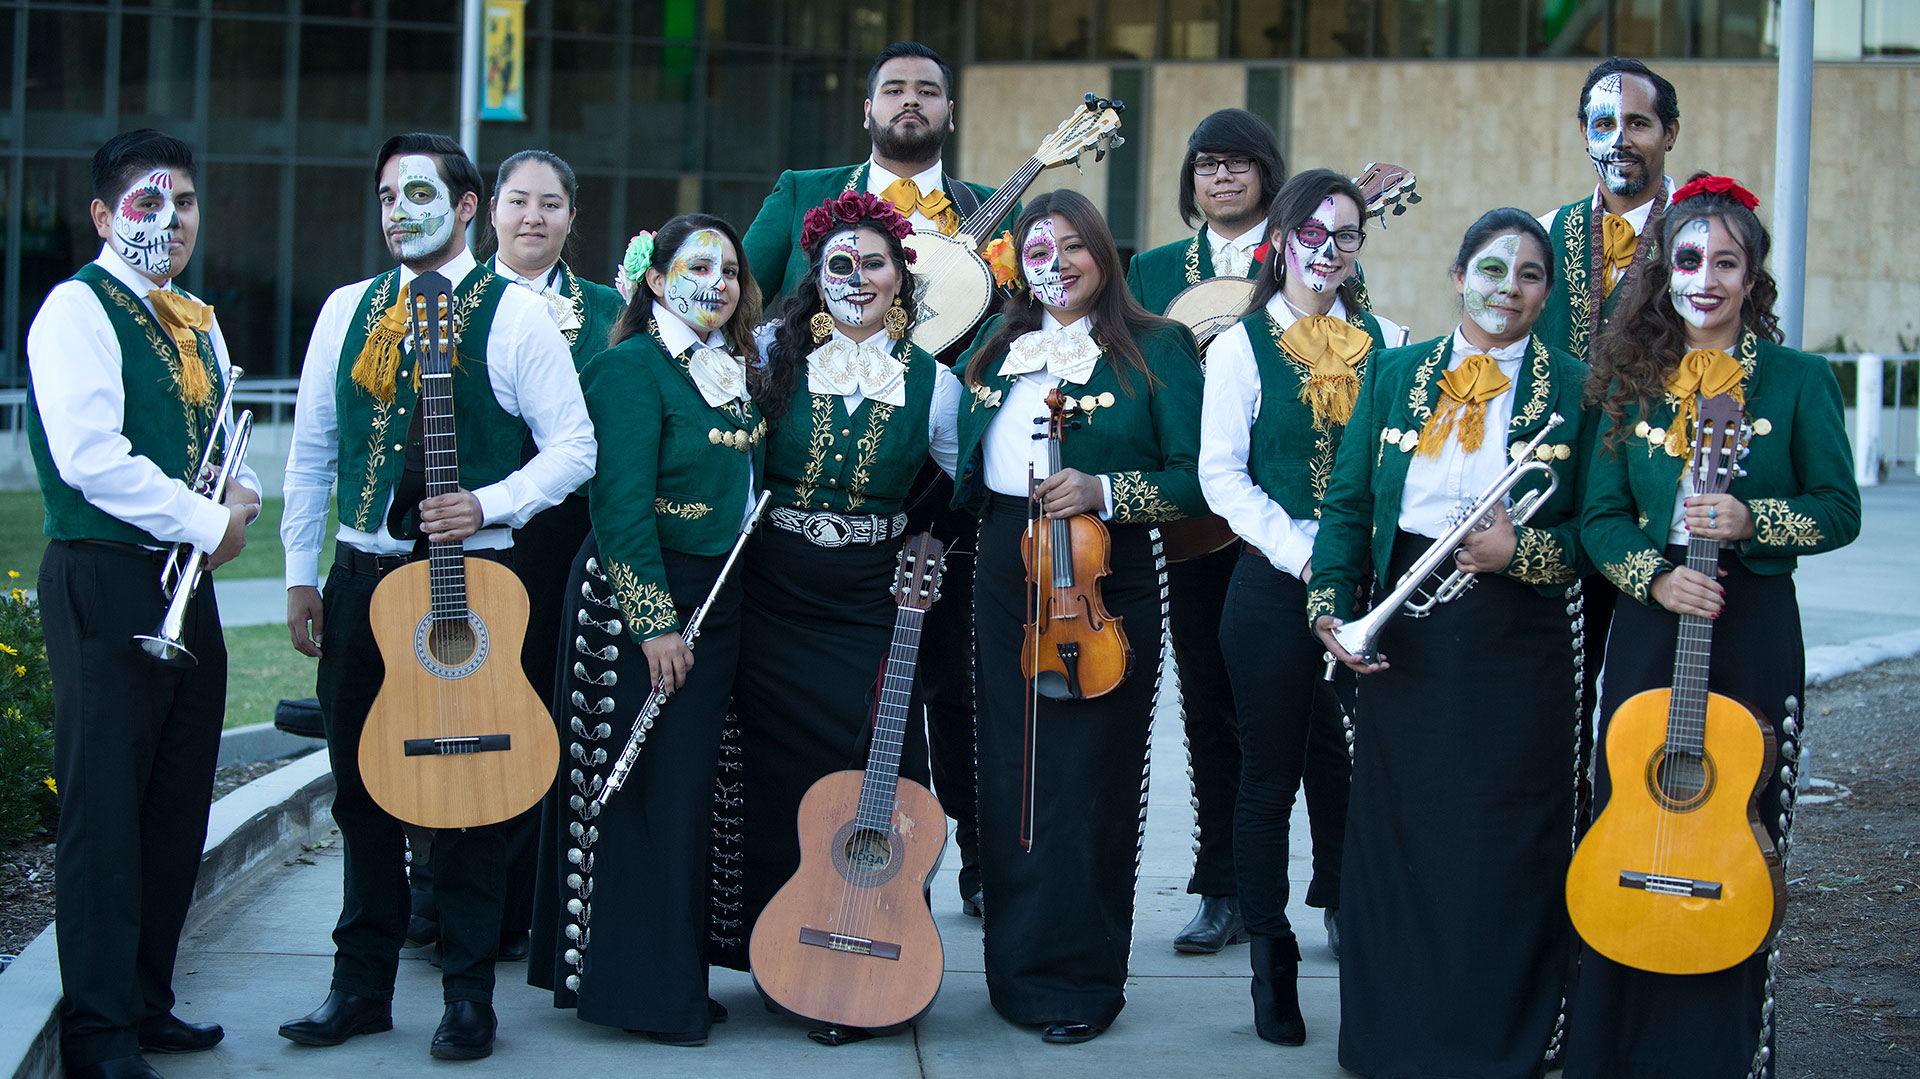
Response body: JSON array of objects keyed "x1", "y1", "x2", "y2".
[
  {"x1": 1278, "y1": 314, "x2": 1369, "y2": 430},
  {"x1": 146, "y1": 290, "x2": 216, "y2": 407},
  {"x1": 1600, "y1": 212, "x2": 1638, "y2": 299},
  {"x1": 1663, "y1": 347, "x2": 1746, "y2": 459},
  {"x1": 1416, "y1": 352, "x2": 1511, "y2": 459},
  {"x1": 878, "y1": 176, "x2": 958, "y2": 235}
]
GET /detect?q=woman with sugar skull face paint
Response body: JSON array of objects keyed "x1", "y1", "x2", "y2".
[
  {"x1": 1567, "y1": 177, "x2": 1860, "y2": 1079},
  {"x1": 1196, "y1": 168, "x2": 1408, "y2": 1046},
  {"x1": 1308, "y1": 207, "x2": 1595, "y2": 1077},
  {"x1": 533, "y1": 213, "x2": 765, "y2": 1045},
  {"x1": 951, "y1": 189, "x2": 1207, "y2": 1044},
  {"x1": 710, "y1": 191, "x2": 966, "y2": 978}
]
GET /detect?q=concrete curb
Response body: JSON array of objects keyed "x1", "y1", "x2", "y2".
[
  {"x1": 0, "y1": 751, "x2": 336, "y2": 1079},
  {"x1": 1806, "y1": 626, "x2": 1920, "y2": 686}
]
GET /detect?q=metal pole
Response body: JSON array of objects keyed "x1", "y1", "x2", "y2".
[
  {"x1": 1772, "y1": 0, "x2": 1813, "y2": 349},
  {"x1": 459, "y1": 0, "x2": 483, "y2": 247}
]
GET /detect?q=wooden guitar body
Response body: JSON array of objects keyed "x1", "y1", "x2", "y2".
[
  {"x1": 750, "y1": 771, "x2": 948, "y2": 1030},
  {"x1": 358, "y1": 556, "x2": 560, "y2": 829},
  {"x1": 902, "y1": 230, "x2": 997, "y2": 356},
  {"x1": 1567, "y1": 686, "x2": 1784, "y2": 975}
]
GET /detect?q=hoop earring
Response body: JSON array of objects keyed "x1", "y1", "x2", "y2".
[
  {"x1": 883, "y1": 298, "x2": 909, "y2": 340},
  {"x1": 810, "y1": 307, "x2": 835, "y2": 344}
]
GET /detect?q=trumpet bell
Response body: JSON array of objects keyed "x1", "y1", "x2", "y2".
[{"x1": 134, "y1": 632, "x2": 198, "y2": 668}]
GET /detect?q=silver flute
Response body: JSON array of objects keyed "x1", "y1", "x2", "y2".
[{"x1": 596, "y1": 490, "x2": 770, "y2": 807}]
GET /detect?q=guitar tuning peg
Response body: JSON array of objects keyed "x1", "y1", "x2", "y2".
[
  {"x1": 1109, "y1": 134, "x2": 1125, "y2": 149},
  {"x1": 1392, "y1": 203, "x2": 1407, "y2": 216},
  {"x1": 1406, "y1": 190, "x2": 1422, "y2": 204},
  {"x1": 1083, "y1": 92, "x2": 1098, "y2": 109},
  {"x1": 1094, "y1": 148, "x2": 1106, "y2": 163},
  {"x1": 1109, "y1": 98, "x2": 1125, "y2": 112}
]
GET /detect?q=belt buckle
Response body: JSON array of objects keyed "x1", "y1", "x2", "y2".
[{"x1": 802, "y1": 511, "x2": 854, "y2": 549}]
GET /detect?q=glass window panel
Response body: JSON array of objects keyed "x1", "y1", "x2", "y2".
[
  {"x1": 296, "y1": 24, "x2": 373, "y2": 156},
  {"x1": 1536, "y1": 0, "x2": 1607, "y2": 56},
  {"x1": 214, "y1": 0, "x2": 288, "y2": 12},
  {"x1": 704, "y1": 51, "x2": 780, "y2": 176},
  {"x1": 0, "y1": 11, "x2": 15, "y2": 140},
  {"x1": 788, "y1": 0, "x2": 848, "y2": 52},
  {"x1": 623, "y1": 176, "x2": 683, "y2": 239},
  {"x1": 627, "y1": 42, "x2": 696, "y2": 171},
  {"x1": 1697, "y1": 0, "x2": 1772, "y2": 58},
  {"x1": 643, "y1": 0, "x2": 698, "y2": 42},
  {"x1": 707, "y1": 0, "x2": 777, "y2": 45},
  {"x1": 1302, "y1": 0, "x2": 1376, "y2": 58},
  {"x1": 1040, "y1": 0, "x2": 1095, "y2": 59},
  {"x1": 850, "y1": 0, "x2": 891, "y2": 57},
  {"x1": 906, "y1": 0, "x2": 966, "y2": 57},
  {"x1": 119, "y1": 15, "x2": 200, "y2": 126},
  {"x1": 1865, "y1": 0, "x2": 1920, "y2": 56},
  {"x1": 290, "y1": 165, "x2": 373, "y2": 371},
  {"x1": 547, "y1": 37, "x2": 621, "y2": 170},
  {"x1": 210, "y1": 19, "x2": 289, "y2": 154},
  {"x1": 1236, "y1": 0, "x2": 1299, "y2": 58},
  {"x1": 1165, "y1": 0, "x2": 1224, "y2": 59},
  {"x1": 976, "y1": 0, "x2": 1028, "y2": 60},
  {"x1": 701, "y1": 178, "x2": 774, "y2": 240},
  {"x1": 1381, "y1": 0, "x2": 1524, "y2": 57},
  {"x1": 196, "y1": 162, "x2": 284, "y2": 375},
  {"x1": 391, "y1": 0, "x2": 455, "y2": 25},
  {"x1": 1614, "y1": 1, "x2": 1685, "y2": 58},
  {"x1": 385, "y1": 28, "x2": 458, "y2": 132},
  {"x1": 15, "y1": 159, "x2": 102, "y2": 377},
  {"x1": 558, "y1": 174, "x2": 620, "y2": 296},
  {"x1": 301, "y1": 0, "x2": 375, "y2": 18},
  {"x1": 25, "y1": 11, "x2": 107, "y2": 114},
  {"x1": 552, "y1": 0, "x2": 620, "y2": 34},
  {"x1": 781, "y1": 58, "x2": 864, "y2": 174},
  {"x1": 1102, "y1": 0, "x2": 1159, "y2": 59}
]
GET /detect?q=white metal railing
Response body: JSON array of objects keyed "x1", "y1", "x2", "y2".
[{"x1": 1836, "y1": 353, "x2": 1920, "y2": 487}]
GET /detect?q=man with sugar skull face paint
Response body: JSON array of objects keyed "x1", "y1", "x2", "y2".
[
  {"x1": 279, "y1": 132, "x2": 593, "y2": 1063},
  {"x1": 28, "y1": 128, "x2": 264, "y2": 1079}
]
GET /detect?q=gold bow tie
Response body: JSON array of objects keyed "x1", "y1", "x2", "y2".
[
  {"x1": 878, "y1": 177, "x2": 957, "y2": 236},
  {"x1": 1279, "y1": 314, "x2": 1370, "y2": 430},
  {"x1": 1416, "y1": 352, "x2": 1512, "y2": 459},
  {"x1": 1600, "y1": 212, "x2": 1639, "y2": 298},
  {"x1": 146, "y1": 290, "x2": 217, "y2": 406},
  {"x1": 1663, "y1": 347, "x2": 1746, "y2": 458}
]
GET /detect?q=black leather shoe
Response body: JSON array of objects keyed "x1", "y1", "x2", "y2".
[
  {"x1": 708, "y1": 998, "x2": 729, "y2": 1023},
  {"x1": 496, "y1": 930, "x2": 531, "y2": 962},
  {"x1": 1323, "y1": 907, "x2": 1341, "y2": 960},
  {"x1": 137, "y1": 1013, "x2": 224, "y2": 1054},
  {"x1": 278, "y1": 990, "x2": 394, "y2": 1046},
  {"x1": 1040, "y1": 1022, "x2": 1103, "y2": 1045},
  {"x1": 1250, "y1": 936, "x2": 1306, "y2": 1046},
  {"x1": 1173, "y1": 895, "x2": 1246, "y2": 954},
  {"x1": 404, "y1": 915, "x2": 440, "y2": 949},
  {"x1": 961, "y1": 890, "x2": 985, "y2": 918},
  {"x1": 430, "y1": 1001, "x2": 497, "y2": 1060},
  {"x1": 64, "y1": 1056, "x2": 163, "y2": 1079},
  {"x1": 641, "y1": 1029, "x2": 707, "y2": 1047}
]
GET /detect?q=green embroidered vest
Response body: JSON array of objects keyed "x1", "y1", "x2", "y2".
[
  {"x1": 1243, "y1": 308, "x2": 1387, "y2": 522},
  {"x1": 766, "y1": 341, "x2": 935, "y2": 516},
  {"x1": 29, "y1": 264, "x2": 222, "y2": 545},
  {"x1": 333, "y1": 266, "x2": 522, "y2": 533}
]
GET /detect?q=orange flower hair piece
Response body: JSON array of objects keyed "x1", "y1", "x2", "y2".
[{"x1": 985, "y1": 230, "x2": 1020, "y2": 289}]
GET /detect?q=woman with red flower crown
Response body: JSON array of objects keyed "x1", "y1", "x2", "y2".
[{"x1": 710, "y1": 192, "x2": 964, "y2": 977}]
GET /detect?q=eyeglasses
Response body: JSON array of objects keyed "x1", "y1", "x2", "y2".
[
  {"x1": 1293, "y1": 223, "x2": 1366, "y2": 253},
  {"x1": 1193, "y1": 155, "x2": 1255, "y2": 176}
]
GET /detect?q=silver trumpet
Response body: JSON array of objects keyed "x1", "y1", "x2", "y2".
[
  {"x1": 135, "y1": 371, "x2": 254, "y2": 667},
  {"x1": 1330, "y1": 412, "x2": 1566, "y2": 668}
]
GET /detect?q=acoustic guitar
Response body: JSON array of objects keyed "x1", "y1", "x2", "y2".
[
  {"x1": 357, "y1": 271, "x2": 560, "y2": 829},
  {"x1": 1566, "y1": 393, "x2": 1784, "y2": 975},
  {"x1": 750, "y1": 534, "x2": 949, "y2": 1032},
  {"x1": 905, "y1": 94, "x2": 1125, "y2": 355}
]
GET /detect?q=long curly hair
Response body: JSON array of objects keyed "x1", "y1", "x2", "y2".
[
  {"x1": 962, "y1": 189, "x2": 1175, "y2": 396},
  {"x1": 609, "y1": 213, "x2": 763, "y2": 382},
  {"x1": 1586, "y1": 175, "x2": 1782, "y2": 452},
  {"x1": 762, "y1": 219, "x2": 920, "y2": 431}
]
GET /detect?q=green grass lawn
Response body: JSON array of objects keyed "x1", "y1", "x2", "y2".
[
  {"x1": 0, "y1": 491, "x2": 335, "y2": 585},
  {"x1": 224, "y1": 622, "x2": 319, "y2": 730}
]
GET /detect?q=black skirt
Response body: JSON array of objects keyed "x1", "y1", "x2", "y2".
[
  {"x1": 1337, "y1": 530, "x2": 1578, "y2": 1079},
  {"x1": 710, "y1": 527, "x2": 933, "y2": 971},
  {"x1": 1564, "y1": 547, "x2": 1803, "y2": 1079},
  {"x1": 973, "y1": 495, "x2": 1164, "y2": 1031},
  {"x1": 528, "y1": 533, "x2": 739, "y2": 1037}
]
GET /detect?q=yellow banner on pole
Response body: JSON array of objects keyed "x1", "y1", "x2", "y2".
[{"x1": 481, "y1": 0, "x2": 525, "y2": 121}]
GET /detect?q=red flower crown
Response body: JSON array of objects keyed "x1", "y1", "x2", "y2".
[
  {"x1": 1672, "y1": 175, "x2": 1759, "y2": 212},
  {"x1": 799, "y1": 191, "x2": 917, "y2": 259}
]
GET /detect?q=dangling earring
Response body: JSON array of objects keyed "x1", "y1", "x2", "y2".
[
  {"x1": 884, "y1": 297, "x2": 909, "y2": 340},
  {"x1": 810, "y1": 306, "x2": 834, "y2": 344}
]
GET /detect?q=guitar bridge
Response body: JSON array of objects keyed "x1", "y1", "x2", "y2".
[
  {"x1": 1619, "y1": 870, "x2": 1723, "y2": 899},
  {"x1": 798, "y1": 926, "x2": 901, "y2": 960},
  {"x1": 403, "y1": 734, "x2": 511, "y2": 756}
]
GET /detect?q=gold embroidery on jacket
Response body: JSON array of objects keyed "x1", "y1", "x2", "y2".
[
  {"x1": 1507, "y1": 527, "x2": 1577, "y2": 586},
  {"x1": 1603, "y1": 548, "x2": 1667, "y2": 602},
  {"x1": 1110, "y1": 471, "x2": 1182, "y2": 523},
  {"x1": 654, "y1": 499, "x2": 713, "y2": 521},
  {"x1": 846, "y1": 401, "x2": 894, "y2": 511},
  {"x1": 1749, "y1": 498, "x2": 1824, "y2": 548},
  {"x1": 605, "y1": 560, "x2": 677, "y2": 638}
]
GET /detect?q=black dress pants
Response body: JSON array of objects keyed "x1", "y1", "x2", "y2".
[{"x1": 42, "y1": 540, "x2": 224, "y2": 1069}]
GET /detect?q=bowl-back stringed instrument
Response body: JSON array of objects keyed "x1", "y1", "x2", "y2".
[
  {"x1": 356, "y1": 271, "x2": 560, "y2": 829},
  {"x1": 905, "y1": 94, "x2": 1124, "y2": 355},
  {"x1": 749, "y1": 534, "x2": 949, "y2": 1032},
  {"x1": 1566, "y1": 393, "x2": 1784, "y2": 975}
]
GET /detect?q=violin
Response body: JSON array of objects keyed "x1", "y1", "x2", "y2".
[{"x1": 1021, "y1": 387, "x2": 1133, "y2": 701}]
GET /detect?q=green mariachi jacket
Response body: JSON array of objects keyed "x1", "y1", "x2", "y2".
[
  {"x1": 1124, "y1": 229, "x2": 1372, "y2": 317},
  {"x1": 582, "y1": 328, "x2": 766, "y2": 641},
  {"x1": 488, "y1": 256, "x2": 626, "y2": 372},
  {"x1": 1238, "y1": 306, "x2": 1393, "y2": 524},
  {"x1": 1582, "y1": 332, "x2": 1860, "y2": 606},
  {"x1": 765, "y1": 338, "x2": 938, "y2": 516},
  {"x1": 1536, "y1": 193, "x2": 1662, "y2": 360},
  {"x1": 950, "y1": 315, "x2": 1206, "y2": 524},
  {"x1": 1307, "y1": 333, "x2": 1595, "y2": 627},
  {"x1": 741, "y1": 163, "x2": 1012, "y2": 305}
]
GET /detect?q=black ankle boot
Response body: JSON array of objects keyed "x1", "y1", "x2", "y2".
[{"x1": 1250, "y1": 936, "x2": 1305, "y2": 1046}]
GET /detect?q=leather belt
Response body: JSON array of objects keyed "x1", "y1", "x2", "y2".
[{"x1": 766, "y1": 507, "x2": 907, "y2": 549}]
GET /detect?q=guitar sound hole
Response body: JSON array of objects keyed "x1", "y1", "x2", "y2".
[
  {"x1": 428, "y1": 620, "x2": 477, "y2": 666},
  {"x1": 844, "y1": 828, "x2": 893, "y2": 876},
  {"x1": 1646, "y1": 748, "x2": 1717, "y2": 812}
]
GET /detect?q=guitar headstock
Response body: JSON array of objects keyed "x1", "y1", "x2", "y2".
[
  {"x1": 1352, "y1": 161, "x2": 1421, "y2": 228},
  {"x1": 1688, "y1": 393, "x2": 1750, "y2": 496},
  {"x1": 407, "y1": 270, "x2": 456, "y2": 375},
  {"x1": 1034, "y1": 94, "x2": 1126, "y2": 171},
  {"x1": 891, "y1": 533, "x2": 946, "y2": 611}
]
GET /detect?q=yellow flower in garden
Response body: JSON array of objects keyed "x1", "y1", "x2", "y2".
[
  {"x1": 44, "y1": 776, "x2": 57, "y2": 795},
  {"x1": 14, "y1": 665, "x2": 24, "y2": 678},
  {"x1": 10, "y1": 588, "x2": 24, "y2": 602},
  {"x1": 0, "y1": 642, "x2": 15, "y2": 656},
  {"x1": 6, "y1": 570, "x2": 17, "y2": 579}
]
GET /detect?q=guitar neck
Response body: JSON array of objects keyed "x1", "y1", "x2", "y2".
[
  {"x1": 958, "y1": 158, "x2": 1042, "y2": 240},
  {"x1": 854, "y1": 607, "x2": 925, "y2": 830},
  {"x1": 1664, "y1": 534, "x2": 1721, "y2": 757},
  {"x1": 421, "y1": 355, "x2": 467, "y2": 622}
]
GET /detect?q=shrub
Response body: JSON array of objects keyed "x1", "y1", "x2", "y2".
[{"x1": 0, "y1": 572, "x2": 57, "y2": 845}]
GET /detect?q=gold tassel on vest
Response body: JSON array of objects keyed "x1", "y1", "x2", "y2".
[
  {"x1": 1279, "y1": 314, "x2": 1370, "y2": 430},
  {"x1": 145, "y1": 290, "x2": 217, "y2": 407},
  {"x1": 1415, "y1": 353, "x2": 1511, "y2": 460},
  {"x1": 349, "y1": 286, "x2": 463, "y2": 401}
]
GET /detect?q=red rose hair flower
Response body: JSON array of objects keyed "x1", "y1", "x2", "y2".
[
  {"x1": 800, "y1": 190, "x2": 917, "y2": 260},
  {"x1": 1672, "y1": 175, "x2": 1760, "y2": 212}
]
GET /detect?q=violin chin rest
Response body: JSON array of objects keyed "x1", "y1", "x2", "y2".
[{"x1": 1035, "y1": 670, "x2": 1074, "y2": 700}]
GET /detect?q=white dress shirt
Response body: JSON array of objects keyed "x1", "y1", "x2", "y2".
[
  {"x1": 652, "y1": 302, "x2": 758, "y2": 526},
  {"x1": 1206, "y1": 222, "x2": 1264, "y2": 280},
  {"x1": 1199, "y1": 293, "x2": 1408, "y2": 577},
  {"x1": 866, "y1": 158, "x2": 947, "y2": 232},
  {"x1": 281, "y1": 247, "x2": 596, "y2": 589},
  {"x1": 981, "y1": 312, "x2": 1114, "y2": 516},
  {"x1": 1537, "y1": 175, "x2": 1678, "y2": 235},
  {"x1": 27, "y1": 244, "x2": 262, "y2": 554},
  {"x1": 492, "y1": 256, "x2": 560, "y2": 293},
  {"x1": 809, "y1": 327, "x2": 963, "y2": 478},
  {"x1": 1398, "y1": 328, "x2": 1530, "y2": 539}
]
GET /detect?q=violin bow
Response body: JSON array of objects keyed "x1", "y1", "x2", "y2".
[{"x1": 1021, "y1": 462, "x2": 1042, "y2": 852}]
